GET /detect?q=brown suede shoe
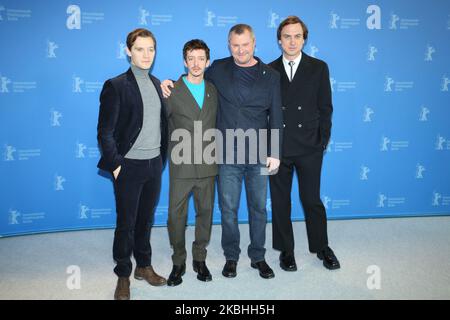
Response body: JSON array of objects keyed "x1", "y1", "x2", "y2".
[
  {"x1": 114, "y1": 277, "x2": 130, "y2": 300},
  {"x1": 134, "y1": 266, "x2": 167, "y2": 286}
]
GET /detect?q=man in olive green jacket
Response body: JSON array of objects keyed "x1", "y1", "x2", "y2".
[{"x1": 165, "y1": 39, "x2": 218, "y2": 286}]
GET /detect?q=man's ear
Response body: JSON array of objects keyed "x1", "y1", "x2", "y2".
[{"x1": 126, "y1": 47, "x2": 132, "y2": 57}]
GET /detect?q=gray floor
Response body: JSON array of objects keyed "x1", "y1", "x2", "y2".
[{"x1": 0, "y1": 216, "x2": 449, "y2": 300}]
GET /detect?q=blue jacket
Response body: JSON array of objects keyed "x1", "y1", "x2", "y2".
[{"x1": 205, "y1": 57, "x2": 283, "y2": 164}]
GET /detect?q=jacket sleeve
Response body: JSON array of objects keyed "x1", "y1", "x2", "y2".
[
  {"x1": 97, "y1": 80, "x2": 124, "y2": 172},
  {"x1": 268, "y1": 72, "x2": 283, "y2": 159},
  {"x1": 318, "y1": 63, "x2": 333, "y2": 148}
]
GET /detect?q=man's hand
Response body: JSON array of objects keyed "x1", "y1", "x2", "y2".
[
  {"x1": 113, "y1": 165, "x2": 121, "y2": 180},
  {"x1": 161, "y1": 80, "x2": 174, "y2": 98},
  {"x1": 266, "y1": 157, "x2": 280, "y2": 173}
]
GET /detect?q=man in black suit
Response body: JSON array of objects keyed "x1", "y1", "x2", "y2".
[
  {"x1": 269, "y1": 16, "x2": 340, "y2": 272},
  {"x1": 97, "y1": 28, "x2": 168, "y2": 300}
]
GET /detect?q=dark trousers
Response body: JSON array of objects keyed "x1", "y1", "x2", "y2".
[
  {"x1": 167, "y1": 176, "x2": 215, "y2": 265},
  {"x1": 218, "y1": 164, "x2": 268, "y2": 263},
  {"x1": 112, "y1": 156, "x2": 162, "y2": 277},
  {"x1": 269, "y1": 150, "x2": 328, "y2": 253}
]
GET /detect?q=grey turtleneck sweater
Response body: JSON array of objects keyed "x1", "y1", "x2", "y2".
[{"x1": 125, "y1": 64, "x2": 161, "y2": 160}]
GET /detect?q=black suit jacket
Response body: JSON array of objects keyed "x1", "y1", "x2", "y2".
[
  {"x1": 97, "y1": 68, "x2": 168, "y2": 173},
  {"x1": 269, "y1": 53, "x2": 332, "y2": 157},
  {"x1": 206, "y1": 56, "x2": 283, "y2": 162}
]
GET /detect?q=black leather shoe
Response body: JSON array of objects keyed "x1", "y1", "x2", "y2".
[
  {"x1": 251, "y1": 260, "x2": 275, "y2": 279},
  {"x1": 193, "y1": 260, "x2": 212, "y2": 282},
  {"x1": 317, "y1": 246, "x2": 340, "y2": 270},
  {"x1": 280, "y1": 251, "x2": 297, "y2": 271},
  {"x1": 167, "y1": 264, "x2": 186, "y2": 286},
  {"x1": 222, "y1": 260, "x2": 237, "y2": 278}
]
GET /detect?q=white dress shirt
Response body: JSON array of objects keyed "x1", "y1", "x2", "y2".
[{"x1": 282, "y1": 52, "x2": 302, "y2": 82}]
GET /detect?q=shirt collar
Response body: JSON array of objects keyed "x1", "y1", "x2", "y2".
[{"x1": 282, "y1": 52, "x2": 302, "y2": 67}]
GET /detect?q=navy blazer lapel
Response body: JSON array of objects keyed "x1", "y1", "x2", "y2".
[
  {"x1": 126, "y1": 68, "x2": 143, "y2": 120},
  {"x1": 222, "y1": 58, "x2": 242, "y2": 108}
]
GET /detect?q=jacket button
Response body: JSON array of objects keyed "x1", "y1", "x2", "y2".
[
  {"x1": 282, "y1": 106, "x2": 286, "y2": 110},
  {"x1": 298, "y1": 106, "x2": 302, "y2": 110},
  {"x1": 283, "y1": 124, "x2": 286, "y2": 128},
  {"x1": 298, "y1": 123, "x2": 302, "y2": 128}
]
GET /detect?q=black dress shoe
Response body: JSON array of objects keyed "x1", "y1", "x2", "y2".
[
  {"x1": 193, "y1": 260, "x2": 212, "y2": 282},
  {"x1": 317, "y1": 246, "x2": 340, "y2": 270},
  {"x1": 222, "y1": 260, "x2": 237, "y2": 278},
  {"x1": 251, "y1": 260, "x2": 275, "y2": 279},
  {"x1": 280, "y1": 251, "x2": 297, "y2": 272},
  {"x1": 167, "y1": 264, "x2": 186, "y2": 286}
]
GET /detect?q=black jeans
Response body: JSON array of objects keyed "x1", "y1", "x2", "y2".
[{"x1": 112, "y1": 156, "x2": 162, "y2": 277}]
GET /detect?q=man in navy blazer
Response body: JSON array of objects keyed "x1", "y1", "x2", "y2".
[
  {"x1": 269, "y1": 16, "x2": 340, "y2": 272},
  {"x1": 97, "y1": 28, "x2": 168, "y2": 300},
  {"x1": 206, "y1": 24, "x2": 283, "y2": 279}
]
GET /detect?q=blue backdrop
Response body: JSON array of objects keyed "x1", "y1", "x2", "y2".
[{"x1": 1, "y1": 0, "x2": 449, "y2": 237}]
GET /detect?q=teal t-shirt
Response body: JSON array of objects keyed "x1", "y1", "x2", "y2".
[{"x1": 183, "y1": 76, "x2": 205, "y2": 109}]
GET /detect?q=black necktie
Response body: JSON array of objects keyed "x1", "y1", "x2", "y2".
[{"x1": 288, "y1": 61, "x2": 295, "y2": 82}]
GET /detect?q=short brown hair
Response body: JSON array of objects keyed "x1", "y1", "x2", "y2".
[
  {"x1": 183, "y1": 39, "x2": 210, "y2": 61},
  {"x1": 126, "y1": 28, "x2": 157, "y2": 50},
  {"x1": 277, "y1": 16, "x2": 308, "y2": 41},
  {"x1": 228, "y1": 23, "x2": 255, "y2": 41}
]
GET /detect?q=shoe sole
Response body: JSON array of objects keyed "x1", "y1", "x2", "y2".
[
  {"x1": 280, "y1": 262, "x2": 298, "y2": 272},
  {"x1": 222, "y1": 270, "x2": 237, "y2": 278},
  {"x1": 167, "y1": 278, "x2": 183, "y2": 287},
  {"x1": 165, "y1": 267, "x2": 186, "y2": 287},
  {"x1": 193, "y1": 265, "x2": 213, "y2": 282},
  {"x1": 251, "y1": 263, "x2": 275, "y2": 279},
  {"x1": 317, "y1": 255, "x2": 341, "y2": 270},
  {"x1": 133, "y1": 275, "x2": 167, "y2": 286},
  {"x1": 196, "y1": 274, "x2": 212, "y2": 282},
  {"x1": 322, "y1": 262, "x2": 340, "y2": 270}
]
